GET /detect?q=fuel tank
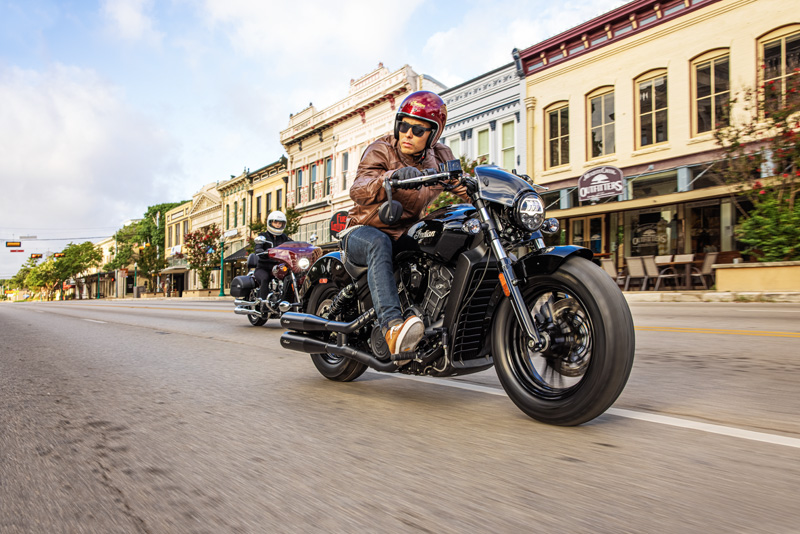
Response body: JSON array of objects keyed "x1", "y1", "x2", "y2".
[{"x1": 406, "y1": 204, "x2": 479, "y2": 263}]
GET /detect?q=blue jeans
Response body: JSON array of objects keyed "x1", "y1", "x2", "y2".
[{"x1": 343, "y1": 225, "x2": 402, "y2": 330}]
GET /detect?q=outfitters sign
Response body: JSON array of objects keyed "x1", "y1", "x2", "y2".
[{"x1": 578, "y1": 166, "x2": 624, "y2": 202}]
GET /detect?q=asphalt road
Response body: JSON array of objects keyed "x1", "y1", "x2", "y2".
[{"x1": 1, "y1": 299, "x2": 799, "y2": 533}]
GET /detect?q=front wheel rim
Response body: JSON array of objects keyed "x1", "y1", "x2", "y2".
[{"x1": 508, "y1": 287, "x2": 594, "y2": 399}]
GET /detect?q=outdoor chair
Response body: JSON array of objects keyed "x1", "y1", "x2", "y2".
[
  {"x1": 655, "y1": 255, "x2": 673, "y2": 265},
  {"x1": 642, "y1": 255, "x2": 679, "y2": 291},
  {"x1": 600, "y1": 258, "x2": 624, "y2": 287},
  {"x1": 691, "y1": 251, "x2": 718, "y2": 289},
  {"x1": 623, "y1": 256, "x2": 648, "y2": 291}
]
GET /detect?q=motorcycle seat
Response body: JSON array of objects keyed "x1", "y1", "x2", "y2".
[{"x1": 343, "y1": 259, "x2": 368, "y2": 280}]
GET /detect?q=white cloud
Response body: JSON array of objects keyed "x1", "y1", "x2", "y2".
[
  {"x1": 101, "y1": 0, "x2": 163, "y2": 44},
  {"x1": 421, "y1": 0, "x2": 628, "y2": 86},
  {"x1": 0, "y1": 64, "x2": 181, "y2": 276}
]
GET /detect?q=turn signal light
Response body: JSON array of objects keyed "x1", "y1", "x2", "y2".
[{"x1": 499, "y1": 273, "x2": 510, "y2": 297}]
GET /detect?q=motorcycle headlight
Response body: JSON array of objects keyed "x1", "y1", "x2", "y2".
[
  {"x1": 297, "y1": 257, "x2": 311, "y2": 271},
  {"x1": 514, "y1": 193, "x2": 545, "y2": 232}
]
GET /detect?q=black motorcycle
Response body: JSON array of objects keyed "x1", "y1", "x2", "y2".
[
  {"x1": 231, "y1": 239, "x2": 321, "y2": 326},
  {"x1": 279, "y1": 161, "x2": 634, "y2": 425}
]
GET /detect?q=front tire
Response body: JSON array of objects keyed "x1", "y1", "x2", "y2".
[
  {"x1": 493, "y1": 256, "x2": 634, "y2": 426},
  {"x1": 308, "y1": 284, "x2": 367, "y2": 382},
  {"x1": 247, "y1": 289, "x2": 267, "y2": 326}
]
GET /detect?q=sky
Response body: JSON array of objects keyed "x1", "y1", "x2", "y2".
[{"x1": 0, "y1": 0, "x2": 627, "y2": 278}]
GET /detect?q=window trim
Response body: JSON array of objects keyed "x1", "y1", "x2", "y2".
[
  {"x1": 757, "y1": 24, "x2": 800, "y2": 114},
  {"x1": 690, "y1": 49, "x2": 730, "y2": 137},
  {"x1": 544, "y1": 101, "x2": 570, "y2": 170},
  {"x1": 586, "y1": 86, "x2": 615, "y2": 160},
  {"x1": 634, "y1": 68, "x2": 669, "y2": 150},
  {"x1": 500, "y1": 120, "x2": 515, "y2": 171}
]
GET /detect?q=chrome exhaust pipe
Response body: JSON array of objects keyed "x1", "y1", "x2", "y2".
[
  {"x1": 234, "y1": 306, "x2": 262, "y2": 317},
  {"x1": 234, "y1": 298, "x2": 256, "y2": 306}
]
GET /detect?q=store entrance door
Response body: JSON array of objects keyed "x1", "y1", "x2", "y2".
[{"x1": 569, "y1": 215, "x2": 606, "y2": 254}]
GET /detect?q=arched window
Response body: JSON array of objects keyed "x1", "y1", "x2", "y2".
[
  {"x1": 545, "y1": 101, "x2": 569, "y2": 169},
  {"x1": 635, "y1": 69, "x2": 668, "y2": 148},
  {"x1": 691, "y1": 49, "x2": 730, "y2": 136},
  {"x1": 586, "y1": 86, "x2": 615, "y2": 159}
]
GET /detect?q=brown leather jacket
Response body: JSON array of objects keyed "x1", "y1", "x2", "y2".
[{"x1": 346, "y1": 134, "x2": 470, "y2": 239}]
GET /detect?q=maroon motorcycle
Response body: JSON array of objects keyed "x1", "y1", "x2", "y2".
[{"x1": 231, "y1": 239, "x2": 322, "y2": 326}]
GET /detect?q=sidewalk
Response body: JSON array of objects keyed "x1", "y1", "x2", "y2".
[{"x1": 622, "y1": 291, "x2": 800, "y2": 303}]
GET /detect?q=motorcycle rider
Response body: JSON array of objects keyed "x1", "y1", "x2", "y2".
[
  {"x1": 254, "y1": 211, "x2": 291, "y2": 304},
  {"x1": 341, "y1": 90, "x2": 469, "y2": 356}
]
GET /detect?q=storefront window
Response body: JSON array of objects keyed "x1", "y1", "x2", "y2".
[{"x1": 625, "y1": 206, "x2": 677, "y2": 256}]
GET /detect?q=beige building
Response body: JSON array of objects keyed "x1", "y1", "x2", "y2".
[
  {"x1": 516, "y1": 0, "x2": 797, "y2": 265},
  {"x1": 280, "y1": 63, "x2": 446, "y2": 246},
  {"x1": 187, "y1": 182, "x2": 223, "y2": 291},
  {"x1": 162, "y1": 200, "x2": 192, "y2": 296}
]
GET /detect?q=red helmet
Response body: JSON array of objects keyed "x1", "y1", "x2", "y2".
[{"x1": 394, "y1": 90, "x2": 447, "y2": 150}]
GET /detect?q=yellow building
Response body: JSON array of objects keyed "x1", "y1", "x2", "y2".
[
  {"x1": 516, "y1": 0, "x2": 797, "y2": 265},
  {"x1": 280, "y1": 63, "x2": 445, "y2": 246},
  {"x1": 250, "y1": 156, "x2": 288, "y2": 226},
  {"x1": 162, "y1": 200, "x2": 192, "y2": 296}
]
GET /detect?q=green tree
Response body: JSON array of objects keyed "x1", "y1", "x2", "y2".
[
  {"x1": 26, "y1": 259, "x2": 60, "y2": 300},
  {"x1": 55, "y1": 242, "x2": 103, "y2": 285},
  {"x1": 713, "y1": 68, "x2": 800, "y2": 261},
  {"x1": 284, "y1": 206, "x2": 301, "y2": 236},
  {"x1": 103, "y1": 202, "x2": 187, "y2": 271},
  {"x1": 184, "y1": 224, "x2": 222, "y2": 289},
  {"x1": 10, "y1": 257, "x2": 38, "y2": 292}
]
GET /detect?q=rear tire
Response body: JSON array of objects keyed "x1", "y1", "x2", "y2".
[
  {"x1": 493, "y1": 256, "x2": 634, "y2": 425},
  {"x1": 308, "y1": 284, "x2": 367, "y2": 382},
  {"x1": 246, "y1": 289, "x2": 267, "y2": 326}
]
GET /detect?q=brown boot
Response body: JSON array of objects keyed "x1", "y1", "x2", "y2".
[{"x1": 384, "y1": 316, "x2": 424, "y2": 355}]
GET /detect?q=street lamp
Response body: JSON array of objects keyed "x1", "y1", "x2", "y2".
[
  {"x1": 218, "y1": 237, "x2": 225, "y2": 297},
  {"x1": 134, "y1": 261, "x2": 137, "y2": 297}
]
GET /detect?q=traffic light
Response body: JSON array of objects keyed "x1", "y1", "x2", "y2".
[
  {"x1": 30, "y1": 253, "x2": 43, "y2": 259},
  {"x1": 6, "y1": 241, "x2": 21, "y2": 247},
  {"x1": 54, "y1": 252, "x2": 65, "y2": 258}
]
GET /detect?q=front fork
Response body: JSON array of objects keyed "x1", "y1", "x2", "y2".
[{"x1": 476, "y1": 202, "x2": 546, "y2": 351}]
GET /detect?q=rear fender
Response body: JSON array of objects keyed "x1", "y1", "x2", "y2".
[{"x1": 300, "y1": 252, "x2": 354, "y2": 307}]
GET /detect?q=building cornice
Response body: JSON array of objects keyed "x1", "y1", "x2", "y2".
[
  {"x1": 517, "y1": 0, "x2": 725, "y2": 78},
  {"x1": 280, "y1": 65, "x2": 415, "y2": 147}
]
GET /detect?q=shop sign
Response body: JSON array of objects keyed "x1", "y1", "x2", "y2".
[
  {"x1": 223, "y1": 229, "x2": 239, "y2": 238},
  {"x1": 578, "y1": 166, "x2": 624, "y2": 202},
  {"x1": 10, "y1": 249, "x2": 24, "y2": 253},
  {"x1": 329, "y1": 211, "x2": 349, "y2": 239}
]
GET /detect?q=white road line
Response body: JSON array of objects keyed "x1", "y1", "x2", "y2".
[
  {"x1": 83, "y1": 319, "x2": 107, "y2": 324},
  {"x1": 387, "y1": 373, "x2": 800, "y2": 449}
]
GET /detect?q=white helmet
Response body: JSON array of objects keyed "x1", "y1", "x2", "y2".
[{"x1": 266, "y1": 211, "x2": 287, "y2": 235}]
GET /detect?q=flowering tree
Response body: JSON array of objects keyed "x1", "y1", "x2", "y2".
[
  {"x1": 184, "y1": 224, "x2": 222, "y2": 289},
  {"x1": 713, "y1": 67, "x2": 800, "y2": 261}
]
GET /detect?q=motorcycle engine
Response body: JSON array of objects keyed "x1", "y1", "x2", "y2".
[{"x1": 422, "y1": 264, "x2": 453, "y2": 322}]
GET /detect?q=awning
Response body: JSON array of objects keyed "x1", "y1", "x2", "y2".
[
  {"x1": 224, "y1": 247, "x2": 250, "y2": 262},
  {"x1": 161, "y1": 266, "x2": 189, "y2": 274}
]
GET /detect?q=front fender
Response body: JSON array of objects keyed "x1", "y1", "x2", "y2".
[
  {"x1": 300, "y1": 251, "x2": 353, "y2": 306},
  {"x1": 513, "y1": 245, "x2": 592, "y2": 281}
]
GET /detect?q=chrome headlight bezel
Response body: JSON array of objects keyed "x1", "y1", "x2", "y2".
[
  {"x1": 297, "y1": 257, "x2": 311, "y2": 271},
  {"x1": 513, "y1": 193, "x2": 545, "y2": 232}
]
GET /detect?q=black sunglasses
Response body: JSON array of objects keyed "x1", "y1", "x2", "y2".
[{"x1": 398, "y1": 121, "x2": 433, "y2": 137}]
